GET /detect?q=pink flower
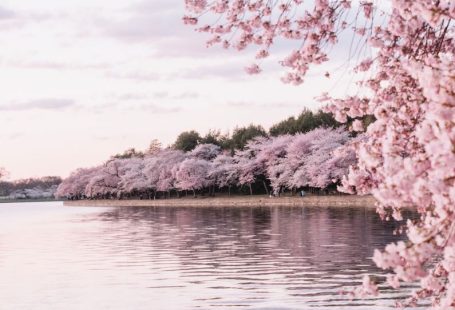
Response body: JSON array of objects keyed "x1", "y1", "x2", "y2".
[
  {"x1": 355, "y1": 58, "x2": 373, "y2": 72},
  {"x1": 352, "y1": 120, "x2": 364, "y2": 132},
  {"x1": 182, "y1": 16, "x2": 198, "y2": 25},
  {"x1": 244, "y1": 64, "x2": 261, "y2": 75},
  {"x1": 361, "y1": 2, "x2": 373, "y2": 19},
  {"x1": 185, "y1": 0, "x2": 207, "y2": 13}
]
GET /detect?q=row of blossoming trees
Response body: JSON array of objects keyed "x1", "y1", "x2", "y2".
[{"x1": 56, "y1": 127, "x2": 356, "y2": 200}]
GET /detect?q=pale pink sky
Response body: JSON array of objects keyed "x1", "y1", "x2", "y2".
[{"x1": 0, "y1": 0, "x2": 359, "y2": 180}]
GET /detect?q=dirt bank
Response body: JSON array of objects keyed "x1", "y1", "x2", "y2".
[{"x1": 64, "y1": 195, "x2": 376, "y2": 208}]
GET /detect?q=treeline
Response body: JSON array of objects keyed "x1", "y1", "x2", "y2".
[
  {"x1": 56, "y1": 127, "x2": 357, "y2": 200},
  {"x1": 114, "y1": 109, "x2": 342, "y2": 158},
  {"x1": 0, "y1": 176, "x2": 62, "y2": 199}
]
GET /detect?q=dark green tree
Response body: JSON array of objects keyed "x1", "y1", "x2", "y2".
[
  {"x1": 231, "y1": 124, "x2": 267, "y2": 150},
  {"x1": 269, "y1": 109, "x2": 340, "y2": 136},
  {"x1": 173, "y1": 130, "x2": 201, "y2": 152},
  {"x1": 200, "y1": 129, "x2": 222, "y2": 146},
  {"x1": 269, "y1": 116, "x2": 297, "y2": 136},
  {"x1": 113, "y1": 148, "x2": 144, "y2": 159}
]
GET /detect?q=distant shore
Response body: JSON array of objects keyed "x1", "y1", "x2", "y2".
[
  {"x1": 0, "y1": 198, "x2": 62, "y2": 204},
  {"x1": 64, "y1": 195, "x2": 377, "y2": 208}
]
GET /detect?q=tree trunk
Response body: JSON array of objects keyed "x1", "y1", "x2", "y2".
[
  {"x1": 228, "y1": 186, "x2": 231, "y2": 196},
  {"x1": 192, "y1": 189, "x2": 196, "y2": 197},
  {"x1": 249, "y1": 183, "x2": 253, "y2": 195},
  {"x1": 262, "y1": 180, "x2": 269, "y2": 195}
]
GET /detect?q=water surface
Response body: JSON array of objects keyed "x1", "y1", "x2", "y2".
[{"x1": 0, "y1": 202, "x2": 413, "y2": 309}]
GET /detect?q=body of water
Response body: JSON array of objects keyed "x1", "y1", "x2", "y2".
[{"x1": 0, "y1": 202, "x2": 414, "y2": 309}]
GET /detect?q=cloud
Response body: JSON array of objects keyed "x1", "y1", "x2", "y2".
[
  {"x1": 111, "y1": 91, "x2": 200, "y2": 104},
  {"x1": 7, "y1": 59, "x2": 109, "y2": 70},
  {"x1": 134, "y1": 103, "x2": 182, "y2": 114},
  {"x1": 8, "y1": 132, "x2": 24, "y2": 139},
  {"x1": 93, "y1": 135, "x2": 112, "y2": 141},
  {"x1": 0, "y1": 6, "x2": 15, "y2": 20},
  {"x1": 153, "y1": 91, "x2": 168, "y2": 99},
  {"x1": 98, "y1": 0, "x2": 186, "y2": 42},
  {"x1": 93, "y1": 0, "x2": 218, "y2": 58},
  {"x1": 172, "y1": 91, "x2": 199, "y2": 100},
  {"x1": 0, "y1": 132, "x2": 25, "y2": 140},
  {"x1": 105, "y1": 70, "x2": 161, "y2": 81},
  {"x1": 153, "y1": 91, "x2": 200, "y2": 100},
  {"x1": 0, "y1": 99, "x2": 76, "y2": 111},
  {"x1": 227, "y1": 101, "x2": 303, "y2": 109},
  {"x1": 115, "y1": 93, "x2": 149, "y2": 101},
  {"x1": 86, "y1": 102, "x2": 119, "y2": 114},
  {"x1": 175, "y1": 61, "x2": 249, "y2": 81},
  {"x1": 132, "y1": 0, "x2": 177, "y2": 13}
]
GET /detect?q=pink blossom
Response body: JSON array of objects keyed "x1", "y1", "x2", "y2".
[
  {"x1": 351, "y1": 120, "x2": 364, "y2": 132},
  {"x1": 185, "y1": 0, "x2": 207, "y2": 13},
  {"x1": 182, "y1": 16, "x2": 198, "y2": 25},
  {"x1": 244, "y1": 63, "x2": 261, "y2": 75},
  {"x1": 360, "y1": 2, "x2": 373, "y2": 19}
]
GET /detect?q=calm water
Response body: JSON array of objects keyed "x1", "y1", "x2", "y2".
[{"x1": 0, "y1": 201, "x2": 415, "y2": 309}]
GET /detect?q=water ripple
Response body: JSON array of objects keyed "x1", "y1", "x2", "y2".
[{"x1": 0, "y1": 202, "x2": 423, "y2": 309}]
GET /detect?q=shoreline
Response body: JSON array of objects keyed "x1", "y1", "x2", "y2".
[
  {"x1": 0, "y1": 198, "x2": 62, "y2": 204},
  {"x1": 64, "y1": 195, "x2": 377, "y2": 208}
]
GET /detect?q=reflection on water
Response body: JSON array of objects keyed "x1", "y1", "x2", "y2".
[{"x1": 0, "y1": 202, "x2": 415, "y2": 309}]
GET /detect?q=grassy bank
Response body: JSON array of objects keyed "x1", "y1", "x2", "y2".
[{"x1": 64, "y1": 195, "x2": 376, "y2": 208}]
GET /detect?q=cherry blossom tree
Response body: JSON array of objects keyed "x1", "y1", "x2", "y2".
[
  {"x1": 118, "y1": 157, "x2": 148, "y2": 197},
  {"x1": 285, "y1": 127, "x2": 328, "y2": 190},
  {"x1": 189, "y1": 143, "x2": 221, "y2": 160},
  {"x1": 323, "y1": 135, "x2": 358, "y2": 188},
  {"x1": 146, "y1": 139, "x2": 162, "y2": 155},
  {"x1": 142, "y1": 155, "x2": 162, "y2": 198},
  {"x1": 184, "y1": 0, "x2": 455, "y2": 306},
  {"x1": 142, "y1": 150, "x2": 187, "y2": 198},
  {"x1": 302, "y1": 127, "x2": 352, "y2": 189},
  {"x1": 271, "y1": 127, "x2": 354, "y2": 193},
  {"x1": 208, "y1": 153, "x2": 239, "y2": 195},
  {"x1": 55, "y1": 167, "x2": 100, "y2": 199},
  {"x1": 85, "y1": 159, "x2": 125, "y2": 199},
  {"x1": 234, "y1": 137, "x2": 269, "y2": 195},
  {"x1": 157, "y1": 151, "x2": 186, "y2": 196},
  {"x1": 258, "y1": 135, "x2": 294, "y2": 195},
  {"x1": 175, "y1": 158, "x2": 213, "y2": 196},
  {"x1": 234, "y1": 134, "x2": 294, "y2": 195}
]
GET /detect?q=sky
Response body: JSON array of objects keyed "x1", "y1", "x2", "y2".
[{"x1": 0, "y1": 0, "x2": 361, "y2": 180}]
